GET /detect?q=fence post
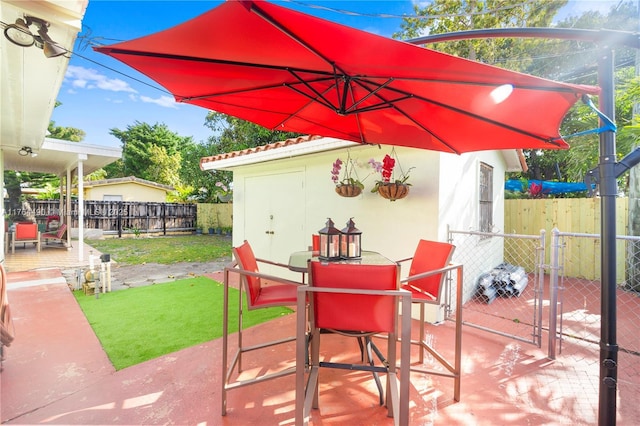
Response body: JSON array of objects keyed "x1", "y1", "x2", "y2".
[
  {"x1": 535, "y1": 229, "x2": 546, "y2": 348},
  {"x1": 162, "y1": 203, "x2": 166, "y2": 236},
  {"x1": 548, "y1": 227, "x2": 561, "y2": 359},
  {"x1": 117, "y1": 201, "x2": 122, "y2": 238}
]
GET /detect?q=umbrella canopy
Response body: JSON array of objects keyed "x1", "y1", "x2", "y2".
[{"x1": 95, "y1": 0, "x2": 599, "y2": 154}]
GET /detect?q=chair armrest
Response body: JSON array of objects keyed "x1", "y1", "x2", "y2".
[
  {"x1": 298, "y1": 285, "x2": 411, "y2": 300},
  {"x1": 255, "y1": 257, "x2": 291, "y2": 270},
  {"x1": 395, "y1": 256, "x2": 413, "y2": 265},
  {"x1": 400, "y1": 262, "x2": 462, "y2": 285},
  {"x1": 224, "y1": 263, "x2": 303, "y2": 287}
]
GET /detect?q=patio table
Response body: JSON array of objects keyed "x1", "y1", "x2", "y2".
[{"x1": 288, "y1": 250, "x2": 394, "y2": 273}]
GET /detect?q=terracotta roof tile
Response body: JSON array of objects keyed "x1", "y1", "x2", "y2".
[{"x1": 199, "y1": 135, "x2": 323, "y2": 168}]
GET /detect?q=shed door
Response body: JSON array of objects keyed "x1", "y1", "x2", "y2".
[{"x1": 244, "y1": 171, "x2": 305, "y2": 266}]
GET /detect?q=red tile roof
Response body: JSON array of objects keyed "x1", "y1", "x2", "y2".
[{"x1": 199, "y1": 135, "x2": 323, "y2": 169}]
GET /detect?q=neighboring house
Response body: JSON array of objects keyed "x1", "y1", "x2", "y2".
[
  {"x1": 201, "y1": 136, "x2": 525, "y2": 285},
  {"x1": 82, "y1": 177, "x2": 174, "y2": 202}
]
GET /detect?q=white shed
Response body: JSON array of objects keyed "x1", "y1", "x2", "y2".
[{"x1": 201, "y1": 136, "x2": 524, "y2": 278}]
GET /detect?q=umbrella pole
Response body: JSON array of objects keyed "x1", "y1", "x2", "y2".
[{"x1": 597, "y1": 46, "x2": 618, "y2": 426}]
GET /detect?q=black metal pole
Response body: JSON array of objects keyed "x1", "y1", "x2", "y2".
[
  {"x1": 597, "y1": 46, "x2": 618, "y2": 426},
  {"x1": 405, "y1": 26, "x2": 639, "y2": 426}
]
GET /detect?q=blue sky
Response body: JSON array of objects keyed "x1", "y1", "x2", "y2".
[{"x1": 50, "y1": 0, "x2": 618, "y2": 149}]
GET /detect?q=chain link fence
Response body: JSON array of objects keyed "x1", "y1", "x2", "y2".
[
  {"x1": 550, "y1": 230, "x2": 640, "y2": 420},
  {"x1": 448, "y1": 227, "x2": 640, "y2": 422},
  {"x1": 447, "y1": 229, "x2": 545, "y2": 346}
]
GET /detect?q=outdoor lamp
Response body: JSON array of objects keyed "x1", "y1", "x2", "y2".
[
  {"x1": 318, "y1": 218, "x2": 341, "y2": 261},
  {"x1": 4, "y1": 18, "x2": 35, "y2": 47},
  {"x1": 3, "y1": 16, "x2": 65, "y2": 58},
  {"x1": 18, "y1": 146, "x2": 37, "y2": 157},
  {"x1": 340, "y1": 217, "x2": 361, "y2": 259}
]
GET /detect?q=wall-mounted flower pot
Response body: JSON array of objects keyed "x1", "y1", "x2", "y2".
[
  {"x1": 335, "y1": 184, "x2": 362, "y2": 197},
  {"x1": 377, "y1": 183, "x2": 409, "y2": 201}
]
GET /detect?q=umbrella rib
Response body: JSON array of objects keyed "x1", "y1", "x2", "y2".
[
  {"x1": 248, "y1": 1, "x2": 350, "y2": 77},
  {"x1": 180, "y1": 75, "x2": 335, "y2": 103},
  {"x1": 287, "y1": 70, "x2": 340, "y2": 112},
  {"x1": 101, "y1": 47, "x2": 336, "y2": 80},
  {"x1": 354, "y1": 79, "x2": 563, "y2": 149},
  {"x1": 344, "y1": 78, "x2": 395, "y2": 114}
]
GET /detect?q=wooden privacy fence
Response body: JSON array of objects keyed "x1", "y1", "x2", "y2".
[
  {"x1": 505, "y1": 198, "x2": 629, "y2": 280},
  {"x1": 16, "y1": 200, "x2": 198, "y2": 236},
  {"x1": 18, "y1": 200, "x2": 233, "y2": 236}
]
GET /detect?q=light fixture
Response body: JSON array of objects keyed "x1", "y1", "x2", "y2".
[
  {"x1": 18, "y1": 146, "x2": 37, "y2": 157},
  {"x1": 4, "y1": 18, "x2": 34, "y2": 47},
  {"x1": 3, "y1": 16, "x2": 66, "y2": 58}
]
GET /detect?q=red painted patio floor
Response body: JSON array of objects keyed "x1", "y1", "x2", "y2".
[{"x1": 0, "y1": 269, "x2": 633, "y2": 425}]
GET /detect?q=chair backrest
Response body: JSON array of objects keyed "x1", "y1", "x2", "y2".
[
  {"x1": 15, "y1": 222, "x2": 37, "y2": 240},
  {"x1": 408, "y1": 240, "x2": 455, "y2": 300},
  {"x1": 232, "y1": 240, "x2": 262, "y2": 306},
  {"x1": 309, "y1": 262, "x2": 399, "y2": 333},
  {"x1": 56, "y1": 223, "x2": 68, "y2": 238}
]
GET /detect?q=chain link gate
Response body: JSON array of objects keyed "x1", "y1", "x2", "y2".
[
  {"x1": 548, "y1": 229, "x2": 640, "y2": 419},
  {"x1": 447, "y1": 228, "x2": 545, "y2": 346}
]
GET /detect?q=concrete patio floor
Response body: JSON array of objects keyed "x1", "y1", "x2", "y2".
[{"x1": 0, "y1": 247, "x2": 635, "y2": 425}]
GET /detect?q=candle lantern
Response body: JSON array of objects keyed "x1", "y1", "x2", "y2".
[
  {"x1": 318, "y1": 218, "x2": 341, "y2": 261},
  {"x1": 340, "y1": 218, "x2": 362, "y2": 259}
]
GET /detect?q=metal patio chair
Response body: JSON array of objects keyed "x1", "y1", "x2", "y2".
[
  {"x1": 221, "y1": 240, "x2": 302, "y2": 416},
  {"x1": 296, "y1": 261, "x2": 411, "y2": 426},
  {"x1": 397, "y1": 239, "x2": 464, "y2": 401}
]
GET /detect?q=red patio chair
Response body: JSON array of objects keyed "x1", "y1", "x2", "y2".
[
  {"x1": 41, "y1": 223, "x2": 68, "y2": 248},
  {"x1": 11, "y1": 222, "x2": 40, "y2": 253},
  {"x1": 397, "y1": 239, "x2": 464, "y2": 401},
  {"x1": 295, "y1": 261, "x2": 411, "y2": 426},
  {"x1": 221, "y1": 240, "x2": 302, "y2": 416}
]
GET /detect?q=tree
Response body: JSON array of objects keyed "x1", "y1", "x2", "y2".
[
  {"x1": 146, "y1": 144, "x2": 182, "y2": 187},
  {"x1": 395, "y1": 1, "x2": 639, "y2": 197},
  {"x1": 48, "y1": 120, "x2": 85, "y2": 142},
  {"x1": 108, "y1": 121, "x2": 187, "y2": 183},
  {"x1": 177, "y1": 138, "x2": 223, "y2": 202},
  {"x1": 204, "y1": 112, "x2": 300, "y2": 153}
]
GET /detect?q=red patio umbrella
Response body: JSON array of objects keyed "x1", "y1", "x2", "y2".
[{"x1": 95, "y1": 0, "x2": 599, "y2": 154}]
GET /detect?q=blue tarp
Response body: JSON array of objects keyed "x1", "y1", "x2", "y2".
[{"x1": 505, "y1": 179, "x2": 589, "y2": 194}]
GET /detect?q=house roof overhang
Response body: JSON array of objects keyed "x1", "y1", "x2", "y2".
[
  {"x1": 200, "y1": 135, "x2": 526, "y2": 173},
  {"x1": 82, "y1": 176, "x2": 174, "y2": 191},
  {"x1": 4, "y1": 137, "x2": 122, "y2": 175},
  {"x1": 1, "y1": 0, "x2": 88, "y2": 154}
]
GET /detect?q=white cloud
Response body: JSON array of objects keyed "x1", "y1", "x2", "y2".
[
  {"x1": 139, "y1": 95, "x2": 179, "y2": 109},
  {"x1": 64, "y1": 65, "x2": 137, "y2": 94}
]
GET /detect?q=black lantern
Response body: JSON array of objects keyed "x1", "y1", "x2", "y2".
[
  {"x1": 318, "y1": 218, "x2": 341, "y2": 261},
  {"x1": 340, "y1": 218, "x2": 362, "y2": 259}
]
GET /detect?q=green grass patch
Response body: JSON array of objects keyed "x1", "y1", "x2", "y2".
[
  {"x1": 87, "y1": 235, "x2": 231, "y2": 265},
  {"x1": 74, "y1": 276, "x2": 292, "y2": 370}
]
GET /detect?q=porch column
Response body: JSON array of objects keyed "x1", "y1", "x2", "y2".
[
  {"x1": 66, "y1": 168, "x2": 72, "y2": 251},
  {"x1": 77, "y1": 155, "x2": 86, "y2": 262}
]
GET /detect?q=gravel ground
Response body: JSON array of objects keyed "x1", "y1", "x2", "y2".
[{"x1": 62, "y1": 257, "x2": 232, "y2": 291}]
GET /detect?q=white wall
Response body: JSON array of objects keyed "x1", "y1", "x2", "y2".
[{"x1": 230, "y1": 144, "x2": 508, "y2": 266}]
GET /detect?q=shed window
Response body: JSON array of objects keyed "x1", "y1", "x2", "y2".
[
  {"x1": 479, "y1": 163, "x2": 493, "y2": 233},
  {"x1": 103, "y1": 195, "x2": 123, "y2": 202}
]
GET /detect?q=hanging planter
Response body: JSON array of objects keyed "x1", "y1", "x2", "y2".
[
  {"x1": 377, "y1": 182, "x2": 410, "y2": 201},
  {"x1": 331, "y1": 152, "x2": 364, "y2": 198},
  {"x1": 370, "y1": 148, "x2": 414, "y2": 202},
  {"x1": 335, "y1": 184, "x2": 362, "y2": 197}
]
